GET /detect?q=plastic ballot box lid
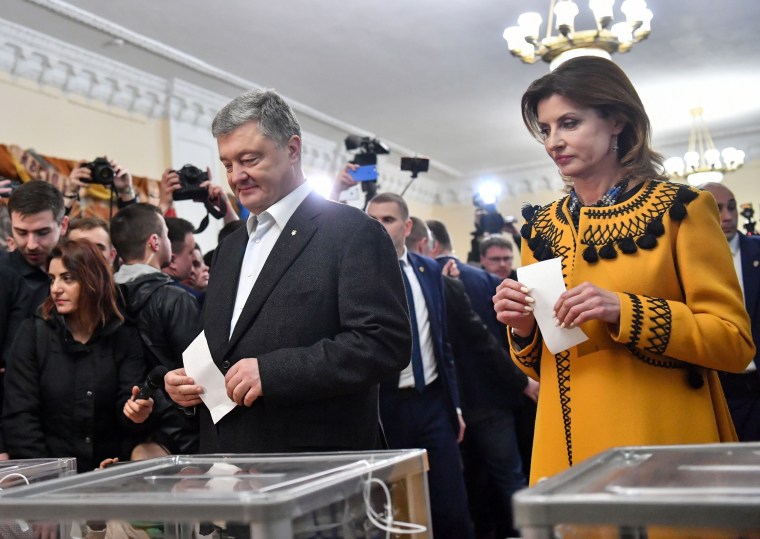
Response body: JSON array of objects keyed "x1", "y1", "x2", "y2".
[
  {"x1": 0, "y1": 458, "x2": 76, "y2": 490},
  {"x1": 0, "y1": 450, "x2": 428, "y2": 524},
  {"x1": 513, "y1": 442, "x2": 760, "y2": 533}
]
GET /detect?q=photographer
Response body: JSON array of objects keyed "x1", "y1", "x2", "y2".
[
  {"x1": 159, "y1": 166, "x2": 238, "y2": 224},
  {"x1": 66, "y1": 157, "x2": 137, "y2": 212}
]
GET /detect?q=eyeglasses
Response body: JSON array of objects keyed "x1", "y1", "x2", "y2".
[{"x1": 485, "y1": 256, "x2": 513, "y2": 263}]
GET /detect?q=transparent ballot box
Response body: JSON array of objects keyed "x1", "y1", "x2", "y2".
[
  {"x1": 0, "y1": 458, "x2": 76, "y2": 537},
  {"x1": 0, "y1": 450, "x2": 430, "y2": 539},
  {"x1": 513, "y1": 442, "x2": 760, "y2": 539}
]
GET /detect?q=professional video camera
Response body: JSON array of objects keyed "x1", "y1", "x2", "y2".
[
  {"x1": 81, "y1": 157, "x2": 115, "y2": 185},
  {"x1": 345, "y1": 135, "x2": 390, "y2": 167},
  {"x1": 345, "y1": 135, "x2": 390, "y2": 207},
  {"x1": 472, "y1": 193, "x2": 507, "y2": 237},
  {"x1": 170, "y1": 164, "x2": 227, "y2": 233},
  {"x1": 741, "y1": 202, "x2": 756, "y2": 235}
]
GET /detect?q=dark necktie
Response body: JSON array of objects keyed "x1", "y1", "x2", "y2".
[{"x1": 399, "y1": 260, "x2": 426, "y2": 392}]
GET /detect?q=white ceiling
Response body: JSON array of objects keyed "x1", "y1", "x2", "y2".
[{"x1": 4, "y1": 0, "x2": 760, "y2": 186}]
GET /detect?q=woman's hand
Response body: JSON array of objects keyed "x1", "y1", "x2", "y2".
[
  {"x1": 554, "y1": 281, "x2": 621, "y2": 329},
  {"x1": 123, "y1": 386, "x2": 154, "y2": 424},
  {"x1": 493, "y1": 278, "x2": 536, "y2": 337}
]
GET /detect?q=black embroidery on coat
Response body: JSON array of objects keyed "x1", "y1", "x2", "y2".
[
  {"x1": 555, "y1": 349, "x2": 573, "y2": 467},
  {"x1": 513, "y1": 336, "x2": 543, "y2": 372},
  {"x1": 644, "y1": 296, "x2": 671, "y2": 355},
  {"x1": 628, "y1": 293, "x2": 643, "y2": 348},
  {"x1": 523, "y1": 181, "x2": 701, "y2": 266}
]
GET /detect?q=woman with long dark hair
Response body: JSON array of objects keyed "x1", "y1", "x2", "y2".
[
  {"x1": 3, "y1": 238, "x2": 152, "y2": 472},
  {"x1": 493, "y1": 57, "x2": 754, "y2": 484}
]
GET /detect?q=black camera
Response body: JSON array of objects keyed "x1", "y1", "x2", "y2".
[
  {"x1": 172, "y1": 165, "x2": 210, "y2": 201},
  {"x1": 400, "y1": 157, "x2": 430, "y2": 177},
  {"x1": 82, "y1": 157, "x2": 115, "y2": 185}
]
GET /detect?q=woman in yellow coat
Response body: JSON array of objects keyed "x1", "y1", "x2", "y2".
[{"x1": 493, "y1": 57, "x2": 754, "y2": 485}]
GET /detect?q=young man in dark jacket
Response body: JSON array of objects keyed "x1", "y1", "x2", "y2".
[
  {"x1": 0, "y1": 181, "x2": 69, "y2": 459},
  {"x1": 110, "y1": 203, "x2": 202, "y2": 453}
]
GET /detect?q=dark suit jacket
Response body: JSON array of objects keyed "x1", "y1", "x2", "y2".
[
  {"x1": 0, "y1": 251, "x2": 50, "y2": 453},
  {"x1": 203, "y1": 192, "x2": 411, "y2": 453},
  {"x1": 437, "y1": 256, "x2": 528, "y2": 413},
  {"x1": 740, "y1": 233, "x2": 760, "y2": 372},
  {"x1": 380, "y1": 252, "x2": 460, "y2": 430},
  {"x1": 439, "y1": 256, "x2": 506, "y2": 346}
]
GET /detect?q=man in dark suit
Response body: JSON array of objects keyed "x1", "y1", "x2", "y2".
[
  {"x1": 426, "y1": 219, "x2": 534, "y2": 538},
  {"x1": 701, "y1": 182, "x2": 760, "y2": 441},
  {"x1": 165, "y1": 89, "x2": 410, "y2": 453},
  {"x1": 367, "y1": 193, "x2": 473, "y2": 539}
]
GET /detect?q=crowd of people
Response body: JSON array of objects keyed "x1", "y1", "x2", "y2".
[{"x1": 0, "y1": 56, "x2": 757, "y2": 539}]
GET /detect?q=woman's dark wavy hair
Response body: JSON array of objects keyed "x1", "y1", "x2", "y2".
[
  {"x1": 521, "y1": 56, "x2": 667, "y2": 184},
  {"x1": 42, "y1": 238, "x2": 123, "y2": 330}
]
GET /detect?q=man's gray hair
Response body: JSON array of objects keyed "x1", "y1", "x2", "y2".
[{"x1": 211, "y1": 89, "x2": 301, "y2": 147}]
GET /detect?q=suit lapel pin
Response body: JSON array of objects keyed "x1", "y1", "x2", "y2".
[
  {"x1": 419, "y1": 266, "x2": 425, "y2": 272},
  {"x1": 291, "y1": 229, "x2": 297, "y2": 236},
  {"x1": 754, "y1": 260, "x2": 759, "y2": 267}
]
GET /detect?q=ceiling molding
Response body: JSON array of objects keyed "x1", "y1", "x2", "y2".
[
  {"x1": 0, "y1": 17, "x2": 167, "y2": 118},
  {"x1": 0, "y1": 14, "x2": 449, "y2": 206},
  {"x1": 19, "y1": 0, "x2": 462, "y2": 179}
]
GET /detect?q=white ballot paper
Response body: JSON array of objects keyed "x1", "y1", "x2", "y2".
[
  {"x1": 516, "y1": 257, "x2": 588, "y2": 354},
  {"x1": 182, "y1": 331, "x2": 237, "y2": 424}
]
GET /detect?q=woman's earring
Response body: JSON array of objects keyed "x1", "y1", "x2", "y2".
[{"x1": 612, "y1": 135, "x2": 619, "y2": 153}]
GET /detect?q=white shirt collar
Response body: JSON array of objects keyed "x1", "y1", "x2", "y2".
[
  {"x1": 246, "y1": 181, "x2": 312, "y2": 236},
  {"x1": 729, "y1": 233, "x2": 741, "y2": 257},
  {"x1": 399, "y1": 247, "x2": 411, "y2": 266}
]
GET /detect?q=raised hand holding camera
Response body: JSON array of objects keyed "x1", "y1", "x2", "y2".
[
  {"x1": 167, "y1": 164, "x2": 229, "y2": 232},
  {"x1": 80, "y1": 157, "x2": 115, "y2": 185}
]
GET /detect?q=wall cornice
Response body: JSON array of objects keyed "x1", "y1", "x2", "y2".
[{"x1": 0, "y1": 14, "x2": 461, "y2": 205}]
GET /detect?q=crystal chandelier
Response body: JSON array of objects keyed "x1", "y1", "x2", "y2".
[
  {"x1": 503, "y1": 0, "x2": 653, "y2": 70},
  {"x1": 664, "y1": 107, "x2": 745, "y2": 186}
]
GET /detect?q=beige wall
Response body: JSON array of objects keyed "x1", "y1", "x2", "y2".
[
  {"x1": 4, "y1": 70, "x2": 757, "y2": 252},
  {"x1": 0, "y1": 74, "x2": 169, "y2": 178}
]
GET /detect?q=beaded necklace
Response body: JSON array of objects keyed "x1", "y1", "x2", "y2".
[{"x1": 568, "y1": 178, "x2": 630, "y2": 227}]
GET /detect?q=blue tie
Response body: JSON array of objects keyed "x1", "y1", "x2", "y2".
[{"x1": 399, "y1": 260, "x2": 426, "y2": 392}]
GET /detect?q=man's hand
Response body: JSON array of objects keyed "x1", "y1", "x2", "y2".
[
  {"x1": 200, "y1": 172, "x2": 239, "y2": 224},
  {"x1": 523, "y1": 378, "x2": 539, "y2": 403},
  {"x1": 442, "y1": 259, "x2": 460, "y2": 278},
  {"x1": 123, "y1": 386, "x2": 154, "y2": 424},
  {"x1": 160, "y1": 168, "x2": 181, "y2": 214},
  {"x1": 0, "y1": 179, "x2": 11, "y2": 197},
  {"x1": 66, "y1": 162, "x2": 91, "y2": 195},
  {"x1": 164, "y1": 368, "x2": 203, "y2": 407},
  {"x1": 33, "y1": 522, "x2": 58, "y2": 539},
  {"x1": 224, "y1": 358, "x2": 263, "y2": 407},
  {"x1": 109, "y1": 158, "x2": 135, "y2": 201},
  {"x1": 0, "y1": 452, "x2": 9, "y2": 461},
  {"x1": 329, "y1": 163, "x2": 359, "y2": 202},
  {"x1": 457, "y1": 413, "x2": 466, "y2": 444}
]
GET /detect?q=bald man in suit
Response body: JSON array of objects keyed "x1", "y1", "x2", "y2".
[{"x1": 701, "y1": 182, "x2": 760, "y2": 441}]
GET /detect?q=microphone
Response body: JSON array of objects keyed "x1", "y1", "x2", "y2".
[{"x1": 135, "y1": 365, "x2": 168, "y2": 400}]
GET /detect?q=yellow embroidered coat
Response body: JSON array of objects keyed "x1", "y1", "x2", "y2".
[{"x1": 511, "y1": 180, "x2": 755, "y2": 485}]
